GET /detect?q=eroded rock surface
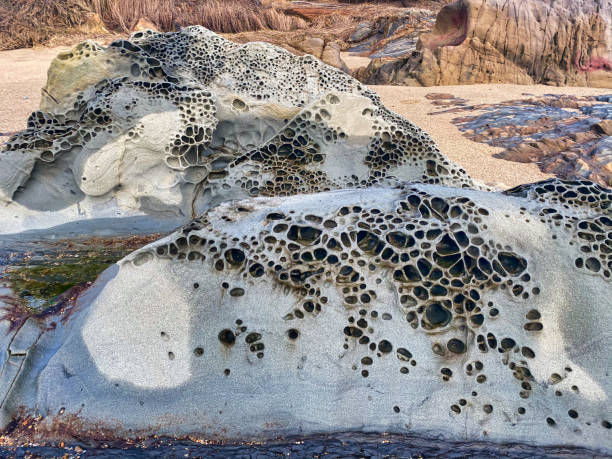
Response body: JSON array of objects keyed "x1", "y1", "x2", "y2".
[
  {"x1": 427, "y1": 93, "x2": 612, "y2": 186},
  {"x1": 347, "y1": 8, "x2": 436, "y2": 60},
  {"x1": 0, "y1": 26, "x2": 473, "y2": 236},
  {"x1": 0, "y1": 180, "x2": 610, "y2": 453},
  {"x1": 358, "y1": 0, "x2": 612, "y2": 88}
]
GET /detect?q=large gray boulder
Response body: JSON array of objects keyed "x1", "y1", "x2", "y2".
[
  {"x1": 1, "y1": 179, "x2": 610, "y2": 454},
  {"x1": 0, "y1": 27, "x2": 472, "y2": 236}
]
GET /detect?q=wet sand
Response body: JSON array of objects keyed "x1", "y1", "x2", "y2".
[{"x1": 1, "y1": 46, "x2": 609, "y2": 188}]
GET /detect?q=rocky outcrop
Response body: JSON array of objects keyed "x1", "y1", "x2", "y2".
[
  {"x1": 292, "y1": 37, "x2": 350, "y2": 72},
  {"x1": 0, "y1": 180, "x2": 611, "y2": 453},
  {"x1": 1, "y1": 22, "x2": 611, "y2": 456},
  {"x1": 0, "y1": 26, "x2": 472, "y2": 236},
  {"x1": 347, "y1": 8, "x2": 435, "y2": 59},
  {"x1": 441, "y1": 94, "x2": 612, "y2": 186},
  {"x1": 357, "y1": 0, "x2": 612, "y2": 88}
]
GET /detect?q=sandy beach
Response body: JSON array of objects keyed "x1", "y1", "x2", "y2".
[{"x1": 1, "y1": 46, "x2": 609, "y2": 188}]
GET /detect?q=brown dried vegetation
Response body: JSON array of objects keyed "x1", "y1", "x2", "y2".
[
  {"x1": 0, "y1": 0, "x2": 307, "y2": 51},
  {"x1": 0, "y1": 0, "x2": 94, "y2": 50},
  {"x1": 90, "y1": 0, "x2": 307, "y2": 33}
]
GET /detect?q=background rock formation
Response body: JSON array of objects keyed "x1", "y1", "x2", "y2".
[
  {"x1": 346, "y1": 8, "x2": 435, "y2": 59},
  {"x1": 0, "y1": 27, "x2": 474, "y2": 236},
  {"x1": 427, "y1": 93, "x2": 612, "y2": 187},
  {"x1": 357, "y1": 0, "x2": 612, "y2": 87},
  {"x1": 1, "y1": 180, "x2": 610, "y2": 453}
]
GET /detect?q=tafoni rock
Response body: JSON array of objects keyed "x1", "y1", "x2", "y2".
[
  {"x1": 1, "y1": 23, "x2": 611, "y2": 457},
  {"x1": 0, "y1": 26, "x2": 472, "y2": 236},
  {"x1": 357, "y1": 0, "x2": 612, "y2": 88},
  {"x1": 0, "y1": 179, "x2": 611, "y2": 454}
]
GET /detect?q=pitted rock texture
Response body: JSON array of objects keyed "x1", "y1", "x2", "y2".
[
  {"x1": 0, "y1": 26, "x2": 474, "y2": 235},
  {"x1": 357, "y1": 0, "x2": 612, "y2": 88},
  {"x1": 1, "y1": 180, "x2": 610, "y2": 453}
]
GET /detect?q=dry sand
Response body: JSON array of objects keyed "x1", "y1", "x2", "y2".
[
  {"x1": 1, "y1": 46, "x2": 610, "y2": 188},
  {"x1": 341, "y1": 52, "x2": 372, "y2": 71},
  {"x1": 0, "y1": 46, "x2": 71, "y2": 136},
  {"x1": 372, "y1": 84, "x2": 610, "y2": 187}
]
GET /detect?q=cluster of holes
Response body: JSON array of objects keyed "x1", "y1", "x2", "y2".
[
  {"x1": 4, "y1": 79, "x2": 216, "y2": 177},
  {"x1": 3, "y1": 25, "x2": 477, "y2": 205},
  {"x1": 130, "y1": 26, "x2": 370, "y2": 109},
  {"x1": 217, "y1": 318, "x2": 265, "y2": 361},
  {"x1": 138, "y1": 180, "x2": 612, "y2": 433},
  {"x1": 145, "y1": 185, "x2": 564, "y2": 418},
  {"x1": 505, "y1": 179, "x2": 612, "y2": 280}
]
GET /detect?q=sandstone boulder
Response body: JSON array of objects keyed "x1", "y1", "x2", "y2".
[
  {"x1": 0, "y1": 180, "x2": 610, "y2": 454},
  {"x1": 299, "y1": 36, "x2": 325, "y2": 58},
  {"x1": 321, "y1": 41, "x2": 350, "y2": 73},
  {"x1": 291, "y1": 37, "x2": 350, "y2": 71},
  {"x1": 0, "y1": 27, "x2": 472, "y2": 236}
]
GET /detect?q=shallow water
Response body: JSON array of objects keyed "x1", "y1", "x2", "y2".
[{"x1": 0, "y1": 432, "x2": 609, "y2": 459}]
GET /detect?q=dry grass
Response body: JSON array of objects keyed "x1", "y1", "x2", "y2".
[
  {"x1": 90, "y1": 0, "x2": 176, "y2": 32},
  {"x1": 0, "y1": 0, "x2": 306, "y2": 51},
  {"x1": 0, "y1": 0, "x2": 93, "y2": 50},
  {"x1": 91, "y1": 0, "x2": 308, "y2": 34},
  {"x1": 338, "y1": 0, "x2": 412, "y2": 3},
  {"x1": 0, "y1": 0, "x2": 446, "y2": 51},
  {"x1": 173, "y1": 0, "x2": 307, "y2": 34}
]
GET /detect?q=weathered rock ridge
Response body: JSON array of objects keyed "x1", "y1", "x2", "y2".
[
  {"x1": 356, "y1": 0, "x2": 612, "y2": 88},
  {"x1": 0, "y1": 26, "x2": 473, "y2": 236},
  {"x1": 0, "y1": 180, "x2": 611, "y2": 453}
]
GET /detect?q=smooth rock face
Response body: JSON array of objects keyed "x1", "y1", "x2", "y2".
[
  {"x1": 0, "y1": 26, "x2": 472, "y2": 235},
  {"x1": 358, "y1": 0, "x2": 612, "y2": 88},
  {"x1": 1, "y1": 180, "x2": 611, "y2": 452}
]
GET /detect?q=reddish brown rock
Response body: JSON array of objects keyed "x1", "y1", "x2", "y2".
[
  {"x1": 133, "y1": 18, "x2": 159, "y2": 33},
  {"x1": 358, "y1": 0, "x2": 612, "y2": 88},
  {"x1": 299, "y1": 37, "x2": 325, "y2": 58}
]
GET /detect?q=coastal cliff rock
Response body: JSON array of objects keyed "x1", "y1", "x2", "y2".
[
  {"x1": 0, "y1": 27, "x2": 471, "y2": 236},
  {"x1": 357, "y1": 0, "x2": 612, "y2": 88}
]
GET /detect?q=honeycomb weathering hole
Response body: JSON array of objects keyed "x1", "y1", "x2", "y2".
[{"x1": 0, "y1": 25, "x2": 477, "y2": 235}]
